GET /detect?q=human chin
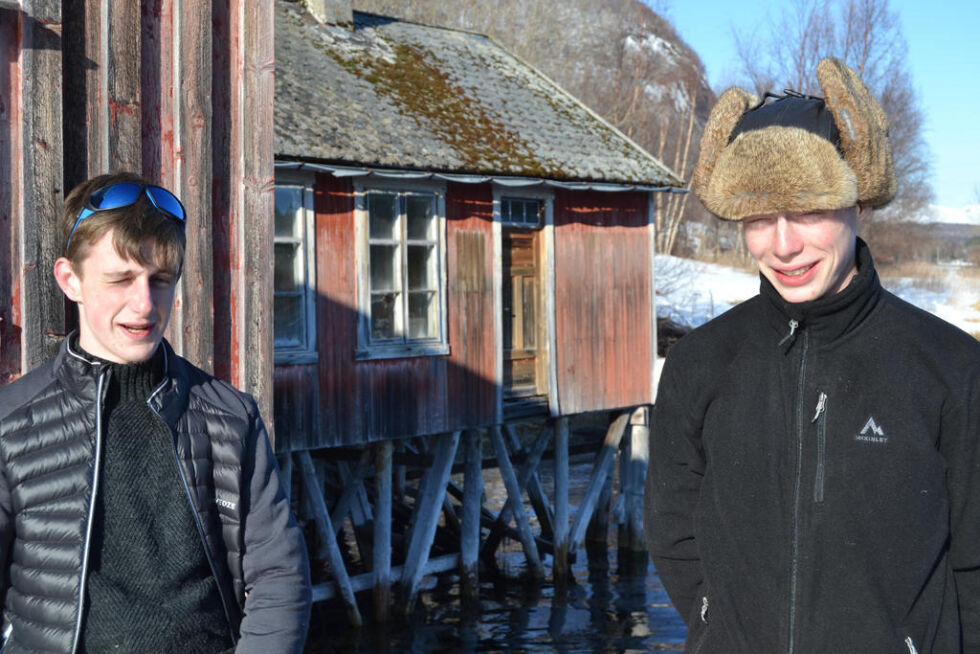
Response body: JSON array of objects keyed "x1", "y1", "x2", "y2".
[
  {"x1": 763, "y1": 267, "x2": 827, "y2": 304},
  {"x1": 109, "y1": 322, "x2": 164, "y2": 363}
]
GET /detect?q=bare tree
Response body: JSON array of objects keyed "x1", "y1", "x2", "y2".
[{"x1": 732, "y1": 0, "x2": 933, "y2": 220}]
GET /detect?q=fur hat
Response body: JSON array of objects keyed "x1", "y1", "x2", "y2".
[{"x1": 692, "y1": 58, "x2": 896, "y2": 221}]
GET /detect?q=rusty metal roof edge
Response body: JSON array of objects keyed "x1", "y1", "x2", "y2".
[
  {"x1": 274, "y1": 161, "x2": 683, "y2": 193},
  {"x1": 481, "y1": 34, "x2": 686, "y2": 189}
]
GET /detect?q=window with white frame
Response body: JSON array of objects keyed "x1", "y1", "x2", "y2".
[
  {"x1": 357, "y1": 185, "x2": 447, "y2": 358},
  {"x1": 501, "y1": 196, "x2": 544, "y2": 227},
  {"x1": 273, "y1": 179, "x2": 316, "y2": 361}
]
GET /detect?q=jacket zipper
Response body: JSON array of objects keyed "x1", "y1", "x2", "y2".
[
  {"x1": 787, "y1": 328, "x2": 809, "y2": 654},
  {"x1": 812, "y1": 392, "x2": 827, "y2": 503},
  {"x1": 146, "y1": 397, "x2": 239, "y2": 645},
  {"x1": 905, "y1": 636, "x2": 918, "y2": 654},
  {"x1": 70, "y1": 368, "x2": 110, "y2": 654}
]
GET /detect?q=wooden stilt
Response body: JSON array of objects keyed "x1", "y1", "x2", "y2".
[
  {"x1": 460, "y1": 429, "x2": 483, "y2": 601},
  {"x1": 568, "y1": 412, "x2": 630, "y2": 551},
  {"x1": 397, "y1": 431, "x2": 462, "y2": 615},
  {"x1": 373, "y1": 441, "x2": 393, "y2": 623},
  {"x1": 620, "y1": 407, "x2": 649, "y2": 555},
  {"x1": 394, "y1": 440, "x2": 406, "y2": 504},
  {"x1": 488, "y1": 425, "x2": 545, "y2": 579},
  {"x1": 586, "y1": 461, "x2": 614, "y2": 549},
  {"x1": 298, "y1": 451, "x2": 363, "y2": 627},
  {"x1": 504, "y1": 424, "x2": 555, "y2": 539},
  {"x1": 483, "y1": 421, "x2": 553, "y2": 557},
  {"x1": 553, "y1": 416, "x2": 570, "y2": 585}
]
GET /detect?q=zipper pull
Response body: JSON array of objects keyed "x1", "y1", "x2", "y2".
[
  {"x1": 811, "y1": 392, "x2": 827, "y2": 423},
  {"x1": 700, "y1": 596, "x2": 709, "y2": 623},
  {"x1": 778, "y1": 319, "x2": 799, "y2": 349}
]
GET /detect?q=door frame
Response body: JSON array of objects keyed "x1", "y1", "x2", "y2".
[{"x1": 492, "y1": 185, "x2": 558, "y2": 423}]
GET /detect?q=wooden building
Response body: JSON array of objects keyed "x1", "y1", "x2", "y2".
[{"x1": 273, "y1": 1, "x2": 682, "y2": 451}]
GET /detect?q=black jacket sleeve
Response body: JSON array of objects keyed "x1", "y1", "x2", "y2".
[{"x1": 644, "y1": 349, "x2": 706, "y2": 625}]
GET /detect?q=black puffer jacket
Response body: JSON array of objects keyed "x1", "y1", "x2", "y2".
[
  {"x1": 645, "y1": 242, "x2": 980, "y2": 653},
  {"x1": 0, "y1": 337, "x2": 311, "y2": 654}
]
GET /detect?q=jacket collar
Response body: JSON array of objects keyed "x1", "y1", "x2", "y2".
[
  {"x1": 55, "y1": 334, "x2": 190, "y2": 423},
  {"x1": 761, "y1": 238, "x2": 882, "y2": 349}
]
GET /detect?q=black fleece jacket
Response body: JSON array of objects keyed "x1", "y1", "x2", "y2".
[{"x1": 645, "y1": 241, "x2": 980, "y2": 654}]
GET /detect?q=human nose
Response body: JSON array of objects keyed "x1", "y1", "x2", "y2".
[
  {"x1": 772, "y1": 216, "x2": 803, "y2": 259},
  {"x1": 128, "y1": 277, "x2": 154, "y2": 314}
]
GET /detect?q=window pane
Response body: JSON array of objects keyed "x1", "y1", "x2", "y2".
[
  {"x1": 408, "y1": 291, "x2": 436, "y2": 339},
  {"x1": 371, "y1": 293, "x2": 397, "y2": 340},
  {"x1": 274, "y1": 243, "x2": 301, "y2": 292},
  {"x1": 407, "y1": 244, "x2": 434, "y2": 290},
  {"x1": 275, "y1": 187, "x2": 303, "y2": 238},
  {"x1": 274, "y1": 295, "x2": 304, "y2": 347},
  {"x1": 406, "y1": 195, "x2": 435, "y2": 240},
  {"x1": 369, "y1": 193, "x2": 398, "y2": 240},
  {"x1": 370, "y1": 244, "x2": 399, "y2": 292}
]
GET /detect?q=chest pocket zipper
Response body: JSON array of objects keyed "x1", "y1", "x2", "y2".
[{"x1": 812, "y1": 392, "x2": 828, "y2": 503}]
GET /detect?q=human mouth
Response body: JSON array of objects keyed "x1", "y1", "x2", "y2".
[
  {"x1": 120, "y1": 322, "x2": 156, "y2": 338},
  {"x1": 773, "y1": 262, "x2": 818, "y2": 286}
]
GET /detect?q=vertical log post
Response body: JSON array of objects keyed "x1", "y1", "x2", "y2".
[
  {"x1": 569, "y1": 412, "x2": 630, "y2": 551},
  {"x1": 553, "y1": 416, "x2": 570, "y2": 587},
  {"x1": 374, "y1": 440, "x2": 393, "y2": 623},
  {"x1": 298, "y1": 451, "x2": 362, "y2": 627},
  {"x1": 619, "y1": 407, "x2": 650, "y2": 566},
  {"x1": 460, "y1": 429, "x2": 483, "y2": 602}
]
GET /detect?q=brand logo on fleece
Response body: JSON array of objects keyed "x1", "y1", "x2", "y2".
[{"x1": 855, "y1": 416, "x2": 887, "y2": 443}]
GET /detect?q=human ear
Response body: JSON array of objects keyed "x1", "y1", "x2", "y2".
[
  {"x1": 856, "y1": 205, "x2": 873, "y2": 222},
  {"x1": 53, "y1": 257, "x2": 83, "y2": 303}
]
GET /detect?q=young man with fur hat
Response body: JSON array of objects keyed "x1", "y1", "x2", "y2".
[
  {"x1": 644, "y1": 58, "x2": 980, "y2": 653},
  {"x1": 0, "y1": 173, "x2": 311, "y2": 653}
]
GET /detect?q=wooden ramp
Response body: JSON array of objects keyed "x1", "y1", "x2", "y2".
[{"x1": 281, "y1": 408, "x2": 650, "y2": 625}]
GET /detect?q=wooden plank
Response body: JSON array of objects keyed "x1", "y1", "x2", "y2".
[
  {"x1": 313, "y1": 553, "x2": 461, "y2": 602},
  {"x1": 240, "y1": 0, "x2": 275, "y2": 437},
  {"x1": 553, "y1": 416, "x2": 570, "y2": 585},
  {"x1": 373, "y1": 440, "x2": 393, "y2": 623},
  {"x1": 482, "y1": 421, "x2": 552, "y2": 556},
  {"x1": 0, "y1": 6, "x2": 21, "y2": 381},
  {"x1": 487, "y1": 425, "x2": 544, "y2": 579},
  {"x1": 586, "y1": 460, "x2": 614, "y2": 548},
  {"x1": 106, "y1": 0, "x2": 141, "y2": 170},
  {"x1": 569, "y1": 411, "x2": 630, "y2": 550},
  {"x1": 20, "y1": 0, "x2": 66, "y2": 371},
  {"x1": 173, "y1": 0, "x2": 215, "y2": 371},
  {"x1": 460, "y1": 429, "x2": 482, "y2": 602},
  {"x1": 298, "y1": 452, "x2": 362, "y2": 627},
  {"x1": 397, "y1": 430, "x2": 461, "y2": 614}
]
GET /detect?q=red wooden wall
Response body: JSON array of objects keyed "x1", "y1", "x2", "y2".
[
  {"x1": 553, "y1": 189, "x2": 654, "y2": 415},
  {"x1": 1, "y1": 0, "x2": 276, "y2": 438},
  {"x1": 274, "y1": 177, "x2": 498, "y2": 451}
]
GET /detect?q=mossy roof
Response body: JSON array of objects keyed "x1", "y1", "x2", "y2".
[{"x1": 274, "y1": 1, "x2": 682, "y2": 187}]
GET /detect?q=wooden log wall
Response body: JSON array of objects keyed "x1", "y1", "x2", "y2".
[{"x1": 2, "y1": 0, "x2": 276, "y2": 439}]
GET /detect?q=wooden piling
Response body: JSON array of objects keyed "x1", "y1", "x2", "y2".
[
  {"x1": 460, "y1": 430, "x2": 483, "y2": 602},
  {"x1": 397, "y1": 431, "x2": 462, "y2": 614},
  {"x1": 488, "y1": 425, "x2": 545, "y2": 579},
  {"x1": 569, "y1": 412, "x2": 630, "y2": 551},
  {"x1": 298, "y1": 451, "x2": 362, "y2": 627},
  {"x1": 553, "y1": 417, "x2": 570, "y2": 586},
  {"x1": 373, "y1": 441, "x2": 393, "y2": 623},
  {"x1": 619, "y1": 407, "x2": 649, "y2": 555}
]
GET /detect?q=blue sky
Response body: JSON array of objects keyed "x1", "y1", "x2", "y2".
[{"x1": 661, "y1": 0, "x2": 979, "y2": 209}]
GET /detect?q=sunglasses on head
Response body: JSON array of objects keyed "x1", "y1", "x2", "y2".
[{"x1": 66, "y1": 182, "x2": 187, "y2": 250}]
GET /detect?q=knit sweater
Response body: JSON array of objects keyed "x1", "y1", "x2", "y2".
[{"x1": 79, "y1": 344, "x2": 233, "y2": 654}]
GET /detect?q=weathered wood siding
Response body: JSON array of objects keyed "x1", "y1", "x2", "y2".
[
  {"x1": 553, "y1": 190, "x2": 653, "y2": 415},
  {"x1": 2, "y1": 0, "x2": 276, "y2": 441},
  {"x1": 274, "y1": 177, "x2": 496, "y2": 450}
]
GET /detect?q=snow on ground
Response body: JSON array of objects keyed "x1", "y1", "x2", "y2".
[{"x1": 656, "y1": 255, "x2": 980, "y2": 337}]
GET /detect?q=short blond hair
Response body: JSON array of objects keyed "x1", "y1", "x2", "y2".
[{"x1": 61, "y1": 172, "x2": 186, "y2": 277}]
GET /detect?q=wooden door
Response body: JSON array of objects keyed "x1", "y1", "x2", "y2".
[{"x1": 502, "y1": 229, "x2": 547, "y2": 415}]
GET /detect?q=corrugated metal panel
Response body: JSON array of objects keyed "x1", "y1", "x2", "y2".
[{"x1": 553, "y1": 190, "x2": 653, "y2": 414}]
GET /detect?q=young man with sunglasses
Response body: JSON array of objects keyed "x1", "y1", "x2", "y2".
[
  {"x1": 0, "y1": 173, "x2": 311, "y2": 653},
  {"x1": 645, "y1": 59, "x2": 980, "y2": 653}
]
